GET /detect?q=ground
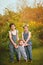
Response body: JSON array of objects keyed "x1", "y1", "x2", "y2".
[{"x1": 0, "y1": 46, "x2": 43, "y2": 65}]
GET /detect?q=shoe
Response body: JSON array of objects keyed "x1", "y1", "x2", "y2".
[
  {"x1": 28, "y1": 60, "x2": 32, "y2": 63},
  {"x1": 25, "y1": 60, "x2": 28, "y2": 62},
  {"x1": 18, "y1": 60, "x2": 20, "y2": 63}
]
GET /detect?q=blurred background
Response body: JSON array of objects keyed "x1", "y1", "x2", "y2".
[{"x1": 0, "y1": 0, "x2": 43, "y2": 65}]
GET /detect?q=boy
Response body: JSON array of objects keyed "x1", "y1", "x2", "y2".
[
  {"x1": 22, "y1": 24, "x2": 32, "y2": 62},
  {"x1": 17, "y1": 39, "x2": 29, "y2": 62},
  {"x1": 9, "y1": 23, "x2": 19, "y2": 62}
]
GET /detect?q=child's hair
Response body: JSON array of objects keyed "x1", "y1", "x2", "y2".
[
  {"x1": 9, "y1": 23, "x2": 16, "y2": 28},
  {"x1": 18, "y1": 39, "x2": 23, "y2": 43},
  {"x1": 23, "y1": 24, "x2": 29, "y2": 28}
]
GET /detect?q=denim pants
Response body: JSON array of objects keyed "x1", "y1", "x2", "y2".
[
  {"x1": 18, "y1": 46, "x2": 27, "y2": 60},
  {"x1": 25, "y1": 42, "x2": 32, "y2": 60},
  {"x1": 9, "y1": 34, "x2": 19, "y2": 61},
  {"x1": 23, "y1": 32, "x2": 32, "y2": 60},
  {"x1": 9, "y1": 43, "x2": 18, "y2": 61}
]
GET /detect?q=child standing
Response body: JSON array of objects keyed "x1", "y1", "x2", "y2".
[
  {"x1": 9, "y1": 23, "x2": 19, "y2": 62},
  {"x1": 22, "y1": 24, "x2": 32, "y2": 62},
  {"x1": 17, "y1": 40, "x2": 29, "y2": 62}
]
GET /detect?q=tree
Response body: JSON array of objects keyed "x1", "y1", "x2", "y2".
[{"x1": 16, "y1": 0, "x2": 28, "y2": 11}]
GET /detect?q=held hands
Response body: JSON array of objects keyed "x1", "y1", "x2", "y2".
[
  {"x1": 24, "y1": 42, "x2": 30, "y2": 46},
  {"x1": 14, "y1": 43, "x2": 18, "y2": 48}
]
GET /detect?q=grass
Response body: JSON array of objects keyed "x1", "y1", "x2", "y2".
[{"x1": 0, "y1": 46, "x2": 43, "y2": 65}]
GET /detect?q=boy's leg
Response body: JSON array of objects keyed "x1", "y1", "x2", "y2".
[
  {"x1": 24, "y1": 46, "x2": 29, "y2": 59},
  {"x1": 9, "y1": 44, "x2": 14, "y2": 62},
  {"x1": 18, "y1": 51, "x2": 21, "y2": 61},
  {"x1": 28, "y1": 45, "x2": 32, "y2": 61},
  {"x1": 14, "y1": 48, "x2": 19, "y2": 61},
  {"x1": 17, "y1": 47, "x2": 21, "y2": 61},
  {"x1": 21, "y1": 47, "x2": 27, "y2": 61}
]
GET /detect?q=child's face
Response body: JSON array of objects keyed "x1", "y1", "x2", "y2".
[
  {"x1": 19, "y1": 40, "x2": 23, "y2": 45},
  {"x1": 11, "y1": 25, "x2": 15, "y2": 30},
  {"x1": 24, "y1": 26, "x2": 28, "y2": 32}
]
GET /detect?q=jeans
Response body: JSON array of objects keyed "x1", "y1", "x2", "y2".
[
  {"x1": 25, "y1": 42, "x2": 32, "y2": 60},
  {"x1": 9, "y1": 43, "x2": 18, "y2": 61},
  {"x1": 18, "y1": 46, "x2": 27, "y2": 60}
]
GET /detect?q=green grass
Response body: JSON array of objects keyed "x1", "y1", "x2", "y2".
[{"x1": 0, "y1": 46, "x2": 43, "y2": 65}]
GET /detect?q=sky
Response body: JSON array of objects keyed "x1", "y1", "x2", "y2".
[{"x1": 0, "y1": 0, "x2": 43, "y2": 15}]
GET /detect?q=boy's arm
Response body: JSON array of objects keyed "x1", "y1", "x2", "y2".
[
  {"x1": 24, "y1": 43, "x2": 30, "y2": 46},
  {"x1": 22, "y1": 32, "x2": 25, "y2": 43},
  {"x1": 25, "y1": 32, "x2": 31, "y2": 43},
  {"x1": 15, "y1": 45, "x2": 19, "y2": 48},
  {"x1": 16, "y1": 30, "x2": 19, "y2": 41}
]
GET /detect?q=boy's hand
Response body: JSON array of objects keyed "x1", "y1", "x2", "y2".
[
  {"x1": 14, "y1": 45, "x2": 18, "y2": 48},
  {"x1": 25, "y1": 42, "x2": 30, "y2": 46},
  {"x1": 16, "y1": 45, "x2": 19, "y2": 48}
]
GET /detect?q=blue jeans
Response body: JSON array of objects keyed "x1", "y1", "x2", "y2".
[
  {"x1": 9, "y1": 43, "x2": 18, "y2": 61},
  {"x1": 18, "y1": 46, "x2": 27, "y2": 60},
  {"x1": 25, "y1": 42, "x2": 32, "y2": 60}
]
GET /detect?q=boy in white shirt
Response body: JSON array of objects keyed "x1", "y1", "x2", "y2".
[{"x1": 9, "y1": 23, "x2": 19, "y2": 62}]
